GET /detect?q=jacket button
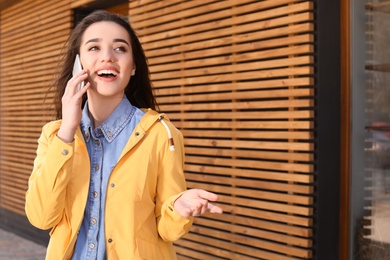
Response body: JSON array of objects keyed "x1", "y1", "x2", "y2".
[
  {"x1": 108, "y1": 238, "x2": 113, "y2": 243},
  {"x1": 110, "y1": 183, "x2": 115, "y2": 188},
  {"x1": 62, "y1": 149, "x2": 68, "y2": 155},
  {"x1": 135, "y1": 132, "x2": 140, "y2": 136}
]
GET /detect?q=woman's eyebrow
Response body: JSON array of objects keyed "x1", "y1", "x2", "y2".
[
  {"x1": 85, "y1": 38, "x2": 101, "y2": 45},
  {"x1": 84, "y1": 38, "x2": 129, "y2": 46},
  {"x1": 114, "y1": 38, "x2": 130, "y2": 46}
]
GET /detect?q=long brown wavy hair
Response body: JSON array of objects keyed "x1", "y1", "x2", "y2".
[{"x1": 53, "y1": 10, "x2": 157, "y2": 119}]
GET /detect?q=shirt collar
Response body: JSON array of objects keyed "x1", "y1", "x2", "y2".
[{"x1": 80, "y1": 97, "x2": 135, "y2": 143}]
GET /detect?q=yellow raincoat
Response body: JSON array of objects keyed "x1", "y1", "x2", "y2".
[{"x1": 25, "y1": 109, "x2": 193, "y2": 260}]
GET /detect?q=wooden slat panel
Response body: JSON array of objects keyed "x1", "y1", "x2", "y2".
[
  {"x1": 1, "y1": 0, "x2": 70, "y2": 36},
  {"x1": 134, "y1": 1, "x2": 310, "y2": 37},
  {"x1": 141, "y1": 12, "x2": 313, "y2": 49},
  {"x1": 177, "y1": 233, "x2": 300, "y2": 260},
  {"x1": 0, "y1": 0, "x2": 71, "y2": 219},
  {"x1": 131, "y1": 0, "x2": 316, "y2": 258}
]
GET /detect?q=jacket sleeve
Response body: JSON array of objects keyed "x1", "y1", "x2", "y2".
[
  {"x1": 155, "y1": 121, "x2": 193, "y2": 242},
  {"x1": 25, "y1": 121, "x2": 75, "y2": 230}
]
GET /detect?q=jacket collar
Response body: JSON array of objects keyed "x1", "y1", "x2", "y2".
[{"x1": 80, "y1": 98, "x2": 135, "y2": 143}]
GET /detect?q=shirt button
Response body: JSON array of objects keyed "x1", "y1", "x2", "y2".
[
  {"x1": 108, "y1": 238, "x2": 113, "y2": 243},
  {"x1": 85, "y1": 133, "x2": 90, "y2": 139},
  {"x1": 107, "y1": 131, "x2": 113, "y2": 138},
  {"x1": 93, "y1": 191, "x2": 98, "y2": 198},
  {"x1": 110, "y1": 183, "x2": 115, "y2": 188},
  {"x1": 91, "y1": 218, "x2": 97, "y2": 225},
  {"x1": 94, "y1": 165, "x2": 100, "y2": 171},
  {"x1": 97, "y1": 129, "x2": 103, "y2": 135},
  {"x1": 95, "y1": 139, "x2": 100, "y2": 146},
  {"x1": 62, "y1": 149, "x2": 68, "y2": 155},
  {"x1": 89, "y1": 243, "x2": 95, "y2": 249}
]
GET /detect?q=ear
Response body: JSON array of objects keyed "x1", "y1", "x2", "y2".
[{"x1": 131, "y1": 67, "x2": 136, "y2": 76}]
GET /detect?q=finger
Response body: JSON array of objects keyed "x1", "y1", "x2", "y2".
[
  {"x1": 65, "y1": 71, "x2": 88, "y2": 95},
  {"x1": 197, "y1": 189, "x2": 219, "y2": 202},
  {"x1": 75, "y1": 81, "x2": 90, "y2": 96},
  {"x1": 191, "y1": 202, "x2": 203, "y2": 217},
  {"x1": 208, "y1": 203, "x2": 223, "y2": 214}
]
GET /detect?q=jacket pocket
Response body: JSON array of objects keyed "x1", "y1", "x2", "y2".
[{"x1": 136, "y1": 237, "x2": 163, "y2": 260}]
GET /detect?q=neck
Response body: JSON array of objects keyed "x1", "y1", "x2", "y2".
[{"x1": 87, "y1": 93, "x2": 124, "y2": 128}]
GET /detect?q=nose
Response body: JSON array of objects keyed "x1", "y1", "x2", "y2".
[{"x1": 101, "y1": 49, "x2": 116, "y2": 63}]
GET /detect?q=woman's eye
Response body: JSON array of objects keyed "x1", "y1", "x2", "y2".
[
  {"x1": 89, "y1": 46, "x2": 99, "y2": 51},
  {"x1": 115, "y1": 46, "x2": 127, "y2": 52}
]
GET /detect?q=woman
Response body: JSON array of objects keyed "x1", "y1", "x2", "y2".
[{"x1": 25, "y1": 10, "x2": 222, "y2": 260}]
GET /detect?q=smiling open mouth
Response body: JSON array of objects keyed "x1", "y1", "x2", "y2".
[{"x1": 97, "y1": 70, "x2": 118, "y2": 78}]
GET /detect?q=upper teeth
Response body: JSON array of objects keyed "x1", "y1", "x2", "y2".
[{"x1": 97, "y1": 70, "x2": 118, "y2": 76}]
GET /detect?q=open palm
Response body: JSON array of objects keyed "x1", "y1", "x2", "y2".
[{"x1": 174, "y1": 189, "x2": 223, "y2": 218}]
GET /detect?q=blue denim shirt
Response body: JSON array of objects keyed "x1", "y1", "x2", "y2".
[{"x1": 71, "y1": 97, "x2": 145, "y2": 260}]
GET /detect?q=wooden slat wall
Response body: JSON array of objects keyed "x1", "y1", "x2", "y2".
[
  {"x1": 129, "y1": 0, "x2": 315, "y2": 259},
  {"x1": 0, "y1": 0, "x2": 72, "y2": 216},
  {"x1": 0, "y1": 0, "x2": 317, "y2": 258}
]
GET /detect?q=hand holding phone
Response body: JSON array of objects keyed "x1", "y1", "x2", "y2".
[{"x1": 72, "y1": 54, "x2": 85, "y2": 91}]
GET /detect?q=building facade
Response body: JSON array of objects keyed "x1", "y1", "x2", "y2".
[{"x1": 0, "y1": 0, "x2": 387, "y2": 259}]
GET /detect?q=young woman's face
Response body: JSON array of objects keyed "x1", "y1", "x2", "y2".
[{"x1": 79, "y1": 21, "x2": 135, "y2": 98}]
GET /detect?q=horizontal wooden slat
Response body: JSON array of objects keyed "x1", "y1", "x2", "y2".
[
  {"x1": 153, "y1": 67, "x2": 314, "y2": 88},
  {"x1": 174, "y1": 121, "x2": 314, "y2": 130},
  {"x1": 70, "y1": 0, "x2": 95, "y2": 9},
  {"x1": 185, "y1": 173, "x2": 313, "y2": 195},
  {"x1": 186, "y1": 156, "x2": 312, "y2": 173},
  {"x1": 159, "y1": 99, "x2": 314, "y2": 112},
  {"x1": 129, "y1": 0, "x2": 182, "y2": 16},
  {"x1": 219, "y1": 203, "x2": 312, "y2": 227},
  {"x1": 203, "y1": 211, "x2": 312, "y2": 237},
  {"x1": 151, "y1": 55, "x2": 314, "y2": 80},
  {"x1": 184, "y1": 147, "x2": 313, "y2": 162},
  {"x1": 169, "y1": 110, "x2": 313, "y2": 120},
  {"x1": 187, "y1": 181, "x2": 312, "y2": 205},
  {"x1": 181, "y1": 129, "x2": 313, "y2": 140},
  {"x1": 184, "y1": 163, "x2": 314, "y2": 183},
  {"x1": 185, "y1": 138, "x2": 313, "y2": 152}
]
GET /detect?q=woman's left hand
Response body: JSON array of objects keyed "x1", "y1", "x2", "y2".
[{"x1": 174, "y1": 189, "x2": 223, "y2": 218}]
